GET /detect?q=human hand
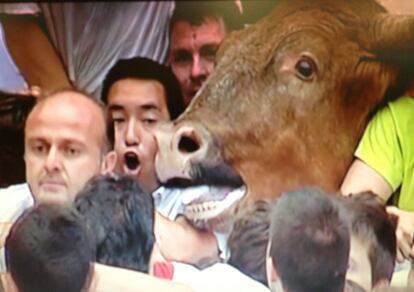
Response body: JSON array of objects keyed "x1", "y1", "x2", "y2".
[
  {"x1": 14, "y1": 85, "x2": 42, "y2": 97},
  {"x1": 386, "y1": 206, "x2": 414, "y2": 262}
]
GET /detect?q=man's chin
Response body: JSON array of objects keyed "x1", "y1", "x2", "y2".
[{"x1": 36, "y1": 189, "x2": 72, "y2": 205}]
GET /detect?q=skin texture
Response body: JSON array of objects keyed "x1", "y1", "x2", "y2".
[
  {"x1": 107, "y1": 78, "x2": 170, "y2": 193},
  {"x1": 24, "y1": 91, "x2": 109, "y2": 205},
  {"x1": 169, "y1": 18, "x2": 226, "y2": 106},
  {"x1": 156, "y1": 0, "x2": 414, "y2": 203}
]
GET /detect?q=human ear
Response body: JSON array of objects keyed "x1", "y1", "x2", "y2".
[
  {"x1": 101, "y1": 151, "x2": 117, "y2": 174},
  {"x1": 266, "y1": 256, "x2": 278, "y2": 284},
  {"x1": 266, "y1": 257, "x2": 285, "y2": 291}
]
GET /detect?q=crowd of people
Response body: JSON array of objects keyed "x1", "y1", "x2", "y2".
[{"x1": 0, "y1": 1, "x2": 413, "y2": 292}]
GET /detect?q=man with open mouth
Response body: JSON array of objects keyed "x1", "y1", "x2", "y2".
[{"x1": 102, "y1": 57, "x2": 235, "y2": 267}]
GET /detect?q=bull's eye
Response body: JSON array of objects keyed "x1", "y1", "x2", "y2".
[{"x1": 295, "y1": 56, "x2": 317, "y2": 81}]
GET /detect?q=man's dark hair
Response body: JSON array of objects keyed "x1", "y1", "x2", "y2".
[
  {"x1": 5, "y1": 204, "x2": 93, "y2": 292},
  {"x1": 269, "y1": 187, "x2": 350, "y2": 292},
  {"x1": 340, "y1": 192, "x2": 397, "y2": 286},
  {"x1": 170, "y1": 1, "x2": 244, "y2": 33},
  {"x1": 228, "y1": 200, "x2": 271, "y2": 285},
  {"x1": 101, "y1": 57, "x2": 185, "y2": 120},
  {"x1": 74, "y1": 174, "x2": 155, "y2": 273}
]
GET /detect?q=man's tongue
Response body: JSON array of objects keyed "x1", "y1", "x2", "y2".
[{"x1": 123, "y1": 152, "x2": 140, "y2": 176}]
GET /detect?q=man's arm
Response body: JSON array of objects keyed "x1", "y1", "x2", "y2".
[
  {"x1": 154, "y1": 212, "x2": 219, "y2": 267},
  {"x1": 1, "y1": 14, "x2": 72, "y2": 94},
  {"x1": 341, "y1": 159, "x2": 414, "y2": 262},
  {"x1": 340, "y1": 159, "x2": 392, "y2": 201}
]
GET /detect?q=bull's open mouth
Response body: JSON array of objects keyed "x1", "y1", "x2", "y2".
[
  {"x1": 180, "y1": 185, "x2": 246, "y2": 233},
  {"x1": 165, "y1": 162, "x2": 246, "y2": 232},
  {"x1": 184, "y1": 186, "x2": 246, "y2": 221}
]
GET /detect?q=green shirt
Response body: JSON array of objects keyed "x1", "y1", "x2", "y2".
[{"x1": 356, "y1": 96, "x2": 414, "y2": 211}]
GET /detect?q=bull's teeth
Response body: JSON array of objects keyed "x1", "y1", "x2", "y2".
[{"x1": 204, "y1": 202, "x2": 210, "y2": 211}]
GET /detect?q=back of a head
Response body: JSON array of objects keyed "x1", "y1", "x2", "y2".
[
  {"x1": 5, "y1": 204, "x2": 93, "y2": 292},
  {"x1": 228, "y1": 200, "x2": 271, "y2": 285},
  {"x1": 341, "y1": 192, "x2": 397, "y2": 286},
  {"x1": 269, "y1": 187, "x2": 350, "y2": 292},
  {"x1": 101, "y1": 57, "x2": 185, "y2": 120},
  {"x1": 170, "y1": 1, "x2": 244, "y2": 33},
  {"x1": 75, "y1": 174, "x2": 155, "y2": 273}
]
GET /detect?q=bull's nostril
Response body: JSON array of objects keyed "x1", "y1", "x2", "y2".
[{"x1": 178, "y1": 136, "x2": 200, "y2": 154}]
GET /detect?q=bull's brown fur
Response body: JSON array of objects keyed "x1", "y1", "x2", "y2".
[{"x1": 156, "y1": 0, "x2": 414, "y2": 202}]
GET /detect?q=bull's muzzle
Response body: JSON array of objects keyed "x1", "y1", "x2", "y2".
[{"x1": 155, "y1": 122, "x2": 211, "y2": 183}]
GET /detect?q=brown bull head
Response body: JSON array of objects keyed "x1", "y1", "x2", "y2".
[{"x1": 156, "y1": 0, "x2": 414, "y2": 202}]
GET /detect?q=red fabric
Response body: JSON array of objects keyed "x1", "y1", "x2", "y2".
[{"x1": 153, "y1": 261, "x2": 175, "y2": 280}]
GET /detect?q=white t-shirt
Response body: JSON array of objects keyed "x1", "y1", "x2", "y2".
[
  {"x1": 0, "y1": 22, "x2": 28, "y2": 92},
  {"x1": 172, "y1": 262, "x2": 270, "y2": 292},
  {"x1": 0, "y1": 2, "x2": 174, "y2": 98},
  {"x1": 152, "y1": 186, "x2": 188, "y2": 221},
  {"x1": 0, "y1": 183, "x2": 34, "y2": 272}
]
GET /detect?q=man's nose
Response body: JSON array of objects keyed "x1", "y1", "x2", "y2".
[
  {"x1": 44, "y1": 147, "x2": 62, "y2": 173},
  {"x1": 125, "y1": 119, "x2": 140, "y2": 146},
  {"x1": 190, "y1": 55, "x2": 207, "y2": 80}
]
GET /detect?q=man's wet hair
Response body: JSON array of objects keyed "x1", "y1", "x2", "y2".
[
  {"x1": 170, "y1": 1, "x2": 244, "y2": 33},
  {"x1": 228, "y1": 199, "x2": 271, "y2": 285},
  {"x1": 269, "y1": 187, "x2": 350, "y2": 292},
  {"x1": 74, "y1": 174, "x2": 155, "y2": 273},
  {"x1": 340, "y1": 191, "x2": 397, "y2": 286},
  {"x1": 5, "y1": 204, "x2": 94, "y2": 292},
  {"x1": 101, "y1": 56, "x2": 185, "y2": 120}
]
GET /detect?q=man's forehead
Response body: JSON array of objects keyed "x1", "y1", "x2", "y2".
[
  {"x1": 25, "y1": 118, "x2": 100, "y2": 144},
  {"x1": 108, "y1": 79, "x2": 167, "y2": 111},
  {"x1": 171, "y1": 18, "x2": 226, "y2": 48},
  {"x1": 30, "y1": 92, "x2": 103, "y2": 122},
  {"x1": 25, "y1": 101, "x2": 105, "y2": 144}
]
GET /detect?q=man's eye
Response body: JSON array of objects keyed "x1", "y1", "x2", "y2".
[
  {"x1": 31, "y1": 144, "x2": 47, "y2": 155},
  {"x1": 65, "y1": 147, "x2": 80, "y2": 157},
  {"x1": 143, "y1": 118, "x2": 157, "y2": 126},
  {"x1": 113, "y1": 118, "x2": 125, "y2": 124},
  {"x1": 173, "y1": 51, "x2": 192, "y2": 63},
  {"x1": 200, "y1": 46, "x2": 218, "y2": 61}
]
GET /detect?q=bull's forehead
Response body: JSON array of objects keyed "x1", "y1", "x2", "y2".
[
  {"x1": 196, "y1": 0, "x2": 385, "y2": 101},
  {"x1": 220, "y1": 2, "x2": 378, "y2": 67}
]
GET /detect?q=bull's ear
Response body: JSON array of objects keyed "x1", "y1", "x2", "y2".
[{"x1": 368, "y1": 14, "x2": 414, "y2": 63}]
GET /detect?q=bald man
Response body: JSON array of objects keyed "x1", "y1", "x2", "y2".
[{"x1": 0, "y1": 89, "x2": 116, "y2": 272}]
